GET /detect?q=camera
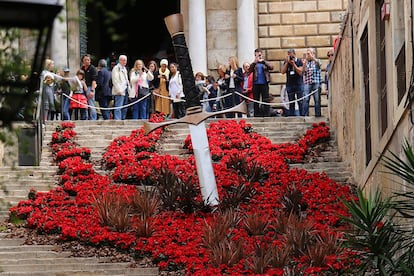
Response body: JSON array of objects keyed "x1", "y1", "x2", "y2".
[{"x1": 289, "y1": 56, "x2": 294, "y2": 61}]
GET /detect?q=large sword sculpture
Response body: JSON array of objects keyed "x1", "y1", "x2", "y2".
[{"x1": 144, "y1": 13, "x2": 247, "y2": 206}]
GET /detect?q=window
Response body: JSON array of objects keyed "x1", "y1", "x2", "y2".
[
  {"x1": 396, "y1": 44, "x2": 406, "y2": 104},
  {"x1": 361, "y1": 27, "x2": 371, "y2": 166},
  {"x1": 393, "y1": 0, "x2": 406, "y2": 104},
  {"x1": 376, "y1": 0, "x2": 388, "y2": 136}
]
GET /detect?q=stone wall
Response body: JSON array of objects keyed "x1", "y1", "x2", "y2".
[
  {"x1": 261, "y1": 0, "x2": 347, "y2": 114},
  {"x1": 329, "y1": 0, "x2": 414, "y2": 197}
]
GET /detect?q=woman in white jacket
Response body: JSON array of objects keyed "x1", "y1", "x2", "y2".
[
  {"x1": 130, "y1": 59, "x2": 154, "y2": 119},
  {"x1": 168, "y1": 62, "x2": 185, "y2": 119}
]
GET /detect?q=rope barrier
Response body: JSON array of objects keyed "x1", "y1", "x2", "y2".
[
  {"x1": 51, "y1": 67, "x2": 319, "y2": 111},
  {"x1": 62, "y1": 92, "x2": 151, "y2": 110},
  {"x1": 234, "y1": 88, "x2": 319, "y2": 106}
]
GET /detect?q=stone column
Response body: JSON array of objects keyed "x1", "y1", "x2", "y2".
[
  {"x1": 237, "y1": 0, "x2": 257, "y2": 65},
  {"x1": 51, "y1": 0, "x2": 68, "y2": 69},
  {"x1": 188, "y1": 0, "x2": 207, "y2": 75}
]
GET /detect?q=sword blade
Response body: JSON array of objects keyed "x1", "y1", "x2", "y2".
[{"x1": 188, "y1": 121, "x2": 219, "y2": 206}]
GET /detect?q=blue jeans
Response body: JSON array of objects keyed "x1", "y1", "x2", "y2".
[
  {"x1": 131, "y1": 97, "x2": 148, "y2": 119},
  {"x1": 138, "y1": 98, "x2": 148, "y2": 119},
  {"x1": 286, "y1": 85, "x2": 303, "y2": 116},
  {"x1": 302, "y1": 83, "x2": 321, "y2": 116},
  {"x1": 62, "y1": 95, "x2": 71, "y2": 120},
  {"x1": 86, "y1": 88, "x2": 97, "y2": 120},
  {"x1": 114, "y1": 94, "x2": 125, "y2": 120},
  {"x1": 98, "y1": 95, "x2": 112, "y2": 120}
]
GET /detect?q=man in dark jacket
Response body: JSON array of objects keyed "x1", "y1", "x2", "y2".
[
  {"x1": 249, "y1": 48, "x2": 274, "y2": 117},
  {"x1": 281, "y1": 48, "x2": 304, "y2": 116},
  {"x1": 96, "y1": 59, "x2": 113, "y2": 120}
]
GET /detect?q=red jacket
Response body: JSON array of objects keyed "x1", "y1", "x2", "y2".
[{"x1": 241, "y1": 72, "x2": 253, "y2": 101}]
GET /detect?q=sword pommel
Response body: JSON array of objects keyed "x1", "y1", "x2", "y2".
[{"x1": 164, "y1": 14, "x2": 184, "y2": 37}]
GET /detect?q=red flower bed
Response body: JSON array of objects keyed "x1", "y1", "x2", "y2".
[{"x1": 10, "y1": 120, "x2": 357, "y2": 275}]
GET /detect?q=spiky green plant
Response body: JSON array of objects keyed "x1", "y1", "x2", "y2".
[
  {"x1": 382, "y1": 139, "x2": 414, "y2": 218},
  {"x1": 341, "y1": 188, "x2": 412, "y2": 275}
]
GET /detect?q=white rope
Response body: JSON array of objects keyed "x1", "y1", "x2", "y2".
[
  {"x1": 152, "y1": 89, "x2": 318, "y2": 107},
  {"x1": 235, "y1": 88, "x2": 319, "y2": 106},
  {"x1": 62, "y1": 93, "x2": 151, "y2": 110}
]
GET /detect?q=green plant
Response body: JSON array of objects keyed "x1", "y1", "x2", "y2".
[
  {"x1": 341, "y1": 188, "x2": 410, "y2": 275},
  {"x1": 382, "y1": 139, "x2": 414, "y2": 218}
]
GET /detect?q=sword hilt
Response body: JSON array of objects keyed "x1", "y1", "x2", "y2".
[{"x1": 165, "y1": 14, "x2": 199, "y2": 109}]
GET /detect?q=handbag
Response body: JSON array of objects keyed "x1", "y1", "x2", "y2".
[{"x1": 138, "y1": 86, "x2": 150, "y2": 97}]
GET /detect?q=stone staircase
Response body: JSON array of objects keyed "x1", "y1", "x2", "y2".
[{"x1": 0, "y1": 116, "x2": 354, "y2": 275}]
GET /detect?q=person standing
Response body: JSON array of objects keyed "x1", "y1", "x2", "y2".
[
  {"x1": 249, "y1": 48, "x2": 274, "y2": 117},
  {"x1": 111, "y1": 54, "x2": 131, "y2": 120},
  {"x1": 153, "y1": 59, "x2": 170, "y2": 117},
  {"x1": 207, "y1": 79, "x2": 219, "y2": 113},
  {"x1": 80, "y1": 54, "x2": 98, "y2": 120},
  {"x1": 302, "y1": 48, "x2": 322, "y2": 117},
  {"x1": 96, "y1": 59, "x2": 112, "y2": 120},
  {"x1": 69, "y1": 70, "x2": 88, "y2": 120},
  {"x1": 324, "y1": 49, "x2": 334, "y2": 98},
  {"x1": 59, "y1": 68, "x2": 72, "y2": 120},
  {"x1": 242, "y1": 62, "x2": 254, "y2": 117},
  {"x1": 130, "y1": 59, "x2": 154, "y2": 119},
  {"x1": 147, "y1": 60, "x2": 158, "y2": 118},
  {"x1": 42, "y1": 73, "x2": 56, "y2": 121},
  {"x1": 227, "y1": 56, "x2": 243, "y2": 112},
  {"x1": 194, "y1": 72, "x2": 206, "y2": 110},
  {"x1": 216, "y1": 64, "x2": 228, "y2": 114},
  {"x1": 281, "y1": 48, "x2": 303, "y2": 116},
  {"x1": 168, "y1": 62, "x2": 185, "y2": 119}
]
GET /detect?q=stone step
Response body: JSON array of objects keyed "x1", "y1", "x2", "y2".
[
  {"x1": 0, "y1": 256, "x2": 115, "y2": 265},
  {"x1": 0, "y1": 239, "x2": 25, "y2": 247},
  {"x1": 0, "y1": 267, "x2": 158, "y2": 276},
  {"x1": 0, "y1": 244, "x2": 59, "y2": 252},
  {"x1": 0, "y1": 262, "x2": 156, "y2": 273}
]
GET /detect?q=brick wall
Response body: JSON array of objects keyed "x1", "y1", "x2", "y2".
[{"x1": 258, "y1": 0, "x2": 347, "y2": 113}]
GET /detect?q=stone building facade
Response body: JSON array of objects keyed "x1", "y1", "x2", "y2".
[{"x1": 329, "y1": 0, "x2": 414, "y2": 195}]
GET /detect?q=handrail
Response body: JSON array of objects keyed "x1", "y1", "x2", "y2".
[{"x1": 33, "y1": 76, "x2": 45, "y2": 166}]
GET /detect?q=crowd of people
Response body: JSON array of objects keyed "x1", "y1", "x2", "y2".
[
  {"x1": 280, "y1": 47, "x2": 333, "y2": 117},
  {"x1": 41, "y1": 47, "x2": 332, "y2": 121}
]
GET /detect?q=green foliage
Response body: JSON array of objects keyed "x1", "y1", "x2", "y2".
[
  {"x1": 382, "y1": 139, "x2": 414, "y2": 219},
  {"x1": 0, "y1": 28, "x2": 31, "y2": 80},
  {"x1": 340, "y1": 140, "x2": 414, "y2": 275},
  {"x1": 342, "y1": 188, "x2": 413, "y2": 275}
]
